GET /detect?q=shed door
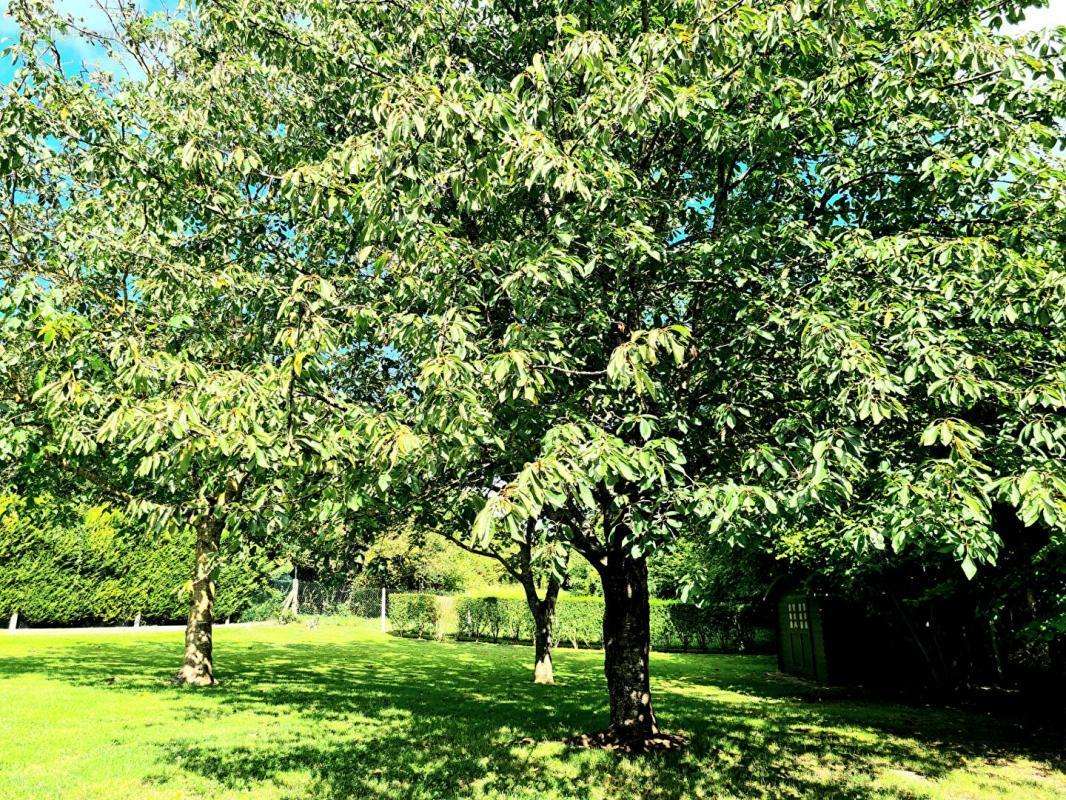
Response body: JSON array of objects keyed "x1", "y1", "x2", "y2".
[{"x1": 785, "y1": 598, "x2": 816, "y2": 678}]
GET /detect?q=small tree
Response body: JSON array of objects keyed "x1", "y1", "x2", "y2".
[
  {"x1": 416, "y1": 489, "x2": 572, "y2": 684},
  {"x1": 0, "y1": 2, "x2": 375, "y2": 683}
]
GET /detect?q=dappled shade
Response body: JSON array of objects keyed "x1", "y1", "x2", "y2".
[{"x1": 0, "y1": 621, "x2": 1061, "y2": 800}]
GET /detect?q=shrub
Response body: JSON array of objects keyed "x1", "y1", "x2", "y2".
[
  {"x1": 455, "y1": 596, "x2": 533, "y2": 642},
  {"x1": 0, "y1": 492, "x2": 269, "y2": 626},
  {"x1": 553, "y1": 596, "x2": 606, "y2": 647},
  {"x1": 453, "y1": 593, "x2": 771, "y2": 653},
  {"x1": 239, "y1": 588, "x2": 286, "y2": 622},
  {"x1": 389, "y1": 593, "x2": 456, "y2": 639}
]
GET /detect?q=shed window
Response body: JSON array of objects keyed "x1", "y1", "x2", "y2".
[{"x1": 788, "y1": 601, "x2": 809, "y2": 631}]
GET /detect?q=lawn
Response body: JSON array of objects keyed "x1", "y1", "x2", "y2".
[{"x1": 0, "y1": 620, "x2": 1061, "y2": 800}]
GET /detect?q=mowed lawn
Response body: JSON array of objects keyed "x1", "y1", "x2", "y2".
[{"x1": 0, "y1": 620, "x2": 1062, "y2": 800}]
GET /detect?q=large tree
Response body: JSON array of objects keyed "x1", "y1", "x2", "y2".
[
  {"x1": 0, "y1": 0, "x2": 380, "y2": 683},
  {"x1": 253, "y1": 0, "x2": 1058, "y2": 748}
]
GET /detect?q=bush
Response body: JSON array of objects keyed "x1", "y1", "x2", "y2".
[
  {"x1": 453, "y1": 592, "x2": 771, "y2": 653},
  {"x1": 356, "y1": 527, "x2": 509, "y2": 593},
  {"x1": 455, "y1": 596, "x2": 534, "y2": 641},
  {"x1": 238, "y1": 588, "x2": 286, "y2": 622},
  {"x1": 553, "y1": 596, "x2": 606, "y2": 647},
  {"x1": 389, "y1": 593, "x2": 457, "y2": 639},
  {"x1": 0, "y1": 492, "x2": 270, "y2": 626}
]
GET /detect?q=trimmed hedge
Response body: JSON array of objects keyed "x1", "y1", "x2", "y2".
[
  {"x1": 396, "y1": 592, "x2": 772, "y2": 653},
  {"x1": 389, "y1": 593, "x2": 457, "y2": 639},
  {"x1": 0, "y1": 493, "x2": 269, "y2": 626}
]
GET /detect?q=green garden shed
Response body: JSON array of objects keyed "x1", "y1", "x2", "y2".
[
  {"x1": 778, "y1": 592, "x2": 833, "y2": 682},
  {"x1": 777, "y1": 589, "x2": 926, "y2": 687}
]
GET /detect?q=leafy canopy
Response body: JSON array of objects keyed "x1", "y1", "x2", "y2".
[{"x1": 1, "y1": 0, "x2": 1063, "y2": 580}]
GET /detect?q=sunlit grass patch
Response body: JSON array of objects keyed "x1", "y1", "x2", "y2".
[{"x1": 0, "y1": 619, "x2": 1060, "y2": 799}]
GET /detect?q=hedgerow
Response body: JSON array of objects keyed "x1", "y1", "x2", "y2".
[
  {"x1": 389, "y1": 593, "x2": 458, "y2": 639},
  {"x1": 397, "y1": 592, "x2": 772, "y2": 653},
  {"x1": 0, "y1": 493, "x2": 268, "y2": 626}
]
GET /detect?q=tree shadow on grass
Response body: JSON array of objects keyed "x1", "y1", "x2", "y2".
[{"x1": 0, "y1": 629, "x2": 1061, "y2": 799}]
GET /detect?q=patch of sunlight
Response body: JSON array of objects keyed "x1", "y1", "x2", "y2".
[
  {"x1": 807, "y1": 764, "x2": 855, "y2": 793},
  {"x1": 526, "y1": 739, "x2": 568, "y2": 761},
  {"x1": 658, "y1": 678, "x2": 777, "y2": 706},
  {"x1": 920, "y1": 758, "x2": 1066, "y2": 800},
  {"x1": 879, "y1": 767, "x2": 935, "y2": 799},
  {"x1": 794, "y1": 721, "x2": 917, "y2": 749}
]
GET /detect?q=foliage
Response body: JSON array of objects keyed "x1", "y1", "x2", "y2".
[
  {"x1": 649, "y1": 535, "x2": 781, "y2": 604},
  {"x1": 0, "y1": 491, "x2": 269, "y2": 625},
  {"x1": 0, "y1": 0, "x2": 389, "y2": 585},
  {"x1": 1, "y1": 621, "x2": 1063, "y2": 800},
  {"x1": 388, "y1": 593, "x2": 457, "y2": 639},
  {"x1": 356, "y1": 527, "x2": 508, "y2": 593},
  {"x1": 203, "y1": 0, "x2": 1066, "y2": 591},
  {"x1": 237, "y1": 588, "x2": 288, "y2": 623},
  {"x1": 778, "y1": 505, "x2": 1066, "y2": 691},
  {"x1": 451, "y1": 593, "x2": 771, "y2": 652}
]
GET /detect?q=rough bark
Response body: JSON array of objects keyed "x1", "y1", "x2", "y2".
[
  {"x1": 173, "y1": 517, "x2": 219, "y2": 686},
  {"x1": 527, "y1": 577, "x2": 560, "y2": 685},
  {"x1": 564, "y1": 547, "x2": 684, "y2": 751},
  {"x1": 600, "y1": 551, "x2": 658, "y2": 736}
]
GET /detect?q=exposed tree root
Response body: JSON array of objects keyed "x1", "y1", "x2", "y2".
[
  {"x1": 170, "y1": 669, "x2": 217, "y2": 687},
  {"x1": 564, "y1": 727, "x2": 687, "y2": 754}
]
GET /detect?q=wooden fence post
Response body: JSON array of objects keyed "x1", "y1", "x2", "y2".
[{"x1": 380, "y1": 587, "x2": 387, "y2": 632}]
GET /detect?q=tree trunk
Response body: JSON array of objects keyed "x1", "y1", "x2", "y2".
[
  {"x1": 529, "y1": 580, "x2": 560, "y2": 685},
  {"x1": 533, "y1": 621, "x2": 554, "y2": 684},
  {"x1": 600, "y1": 552, "x2": 658, "y2": 737},
  {"x1": 280, "y1": 567, "x2": 300, "y2": 616},
  {"x1": 174, "y1": 518, "x2": 219, "y2": 687}
]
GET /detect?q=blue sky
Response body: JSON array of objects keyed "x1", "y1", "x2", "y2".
[{"x1": 0, "y1": 0, "x2": 169, "y2": 83}]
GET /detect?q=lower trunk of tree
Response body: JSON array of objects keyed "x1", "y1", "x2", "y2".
[
  {"x1": 174, "y1": 518, "x2": 219, "y2": 687},
  {"x1": 530, "y1": 590, "x2": 559, "y2": 685},
  {"x1": 280, "y1": 568, "x2": 300, "y2": 616},
  {"x1": 600, "y1": 552, "x2": 658, "y2": 737},
  {"x1": 533, "y1": 626, "x2": 554, "y2": 684}
]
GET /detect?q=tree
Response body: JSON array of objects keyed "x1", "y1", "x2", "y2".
[
  {"x1": 0, "y1": 0, "x2": 379, "y2": 684},
  {"x1": 245, "y1": 0, "x2": 1058, "y2": 747},
  {"x1": 417, "y1": 491, "x2": 573, "y2": 684},
  {"x1": 393, "y1": 399, "x2": 582, "y2": 684}
]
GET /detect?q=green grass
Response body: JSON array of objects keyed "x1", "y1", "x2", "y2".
[{"x1": 0, "y1": 620, "x2": 1061, "y2": 800}]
